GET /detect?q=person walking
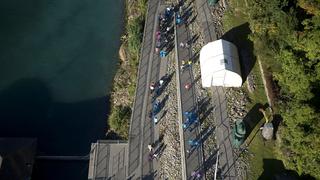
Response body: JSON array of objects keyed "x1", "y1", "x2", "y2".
[
  {"x1": 150, "y1": 82, "x2": 155, "y2": 93},
  {"x1": 185, "y1": 42, "x2": 190, "y2": 48},
  {"x1": 166, "y1": 26, "x2": 170, "y2": 32},
  {"x1": 153, "y1": 116, "x2": 158, "y2": 124},
  {"x1": 180, "y1": 60, "x2": 186, "y2": 71},
  {"x1": 184, "y1": 83, "x2": 192, "y2": 90},
  {"x1": 159, "y1": 79, "x2": 164, "y2": 87},
  {"x1": 148, "y1": 144, "x2": 153, "y2": 152},
  {"x1": 179, "y1": 42, "x2": 185, "y2": 48},
  {"x1": 155, "y1": 99, "x2": 161, "y2": 107},
  {"x1": 191, "y1": 170, "x2": 202, "y2": 179},
  {"x1": 160, "y1": 50, "x2": 167, "y2": 58}
]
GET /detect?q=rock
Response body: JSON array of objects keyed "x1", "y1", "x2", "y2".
[{"x1": 119, "y1": 43, "x2": 127, "y2": 63}]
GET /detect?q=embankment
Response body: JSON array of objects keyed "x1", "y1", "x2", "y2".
[{"x1": 107, "y1": 0, "x2": 147, "y2": 139}]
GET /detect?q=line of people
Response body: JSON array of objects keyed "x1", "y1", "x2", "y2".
[
  {"x1": 156, "y1": 6, "x2": 175, "y2": 58},
  {"x1": 176, "y1": 2, "x2": 204, "y2": 178},
  {"x1": 149, "y1": 74, "x2": 169, "y2": 124}
]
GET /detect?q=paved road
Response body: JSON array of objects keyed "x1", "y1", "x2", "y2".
[
  {"x1": 127, "y1": 0, "x2": 161, "y2": 178},
  {"x1": 175, "y1": 9, "x2": 204, "y2": 180},
  {"x1": 194, "y1": 0, "x2": 237, "y2": 179},
  {"x1": 194, "y1": 0, "x2": 217, "y2": 42}
]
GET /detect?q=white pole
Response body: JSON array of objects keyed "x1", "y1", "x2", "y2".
[{"x1": 214, "y1": 150, "x2": 220, "y2": 180}]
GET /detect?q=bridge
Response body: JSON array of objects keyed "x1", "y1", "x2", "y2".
[{"x1": 124, "y1": 0, "x2": 237, "y2": 179}]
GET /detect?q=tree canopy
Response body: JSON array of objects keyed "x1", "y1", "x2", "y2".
[{"x1": 245, "y1": 0, "x2": 320, "y2": 178}]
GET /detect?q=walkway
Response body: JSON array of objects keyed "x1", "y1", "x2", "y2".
[
  {"x1": 127, "y1": 0, "x2": 161, "y2": 178},
  {"x1": 194, "y1": 0, "x2": 237, "y2": 179},
  {"x1": 88, "y1": 140, "x2": 128, "y2": 180},
  {"x1": 127, "y1": 0, "x2": 173, "y2": 179},
  {"x1": 175, "y1": 9, "x2": 204, "y2": 180}
]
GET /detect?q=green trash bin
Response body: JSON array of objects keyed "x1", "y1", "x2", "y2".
[
  {"x1": 208, "y1": 0, "x2": 218, "y2": 6},
  {"x1": 232, "y1": 119, "x2": 246, "y2": 148}
]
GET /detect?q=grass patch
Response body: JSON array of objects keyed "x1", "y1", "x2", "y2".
[
  {"x1": 223, "y1": 11, "x2": 247, "y2": 32},
  {"x1": 243, "y1": 60, "x2": 268, "y2": 110},
  {"x1": 246, "y1": 132, "x2": 278, "y2": 180}
]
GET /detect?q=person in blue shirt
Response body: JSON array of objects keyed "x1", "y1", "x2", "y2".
[{"x1": 160, "y1": 50, "x2": 167, "y2": 58}]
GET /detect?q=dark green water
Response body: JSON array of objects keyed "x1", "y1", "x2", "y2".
[{"x1": 0, "y1": 0, "x2": 124, "y2": 179}]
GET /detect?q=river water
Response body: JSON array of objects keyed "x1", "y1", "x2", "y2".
[{"x1": 0, "y1": 0, "x2": 124, "y2": 179}]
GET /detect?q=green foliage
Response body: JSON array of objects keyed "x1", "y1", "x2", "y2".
[
  {"x1": 109, "y1": 105, "x2": 131, "y2": 138},
  {"x1": 127, "y1": 16, "x2": 144, "y2": 65},
  {"x1": 298, "y1": 0, "x2": 320, "y2": 15},
  {"x1": 125, "y1": 0, "x2": 147, "y2": 67},
  {"x1": 137, "y1": 0, "x2": 147, "y2": 15},
  {"x1": 126, "y1": 0, "x2": 147, "y2": 79},
  {"x1": 279, "y1": 102, "x2": 320, "y2": 177},
  {"x1": 274, "y1": 50, "x2": 315, "y2": 100},
  {"x1": 108, "y1": 0, "x2": 147, "y2": 139},
  {"x1": 241, "y1": 0, "x2": 320, "y2": 178}
]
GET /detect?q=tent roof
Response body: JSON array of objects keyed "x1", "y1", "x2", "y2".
[{"x1": 200, "y1": 39, "x2": 242, "y2": 87}]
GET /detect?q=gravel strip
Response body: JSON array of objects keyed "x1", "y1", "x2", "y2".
[
  {"x1": 158, "y1": 52, "x2": 182, "y2": 179},
  {"x1": 226, "y1": 87, "x2": 251, "y2": 179}
]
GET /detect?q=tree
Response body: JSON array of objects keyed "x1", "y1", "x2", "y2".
[
  {"x1": 243, "y1": 0, "x2": 320, "y2": 177},
  {"x1": 280, "y1": 102, "x2": 320, "y2": 178},
  {"x1": 108, "y1": 105, "x2": 131, "y2": 138}
]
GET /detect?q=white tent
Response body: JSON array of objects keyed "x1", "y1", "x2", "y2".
[{"x1": 200, "y1": 39, "x2": 242, "y2": 87}]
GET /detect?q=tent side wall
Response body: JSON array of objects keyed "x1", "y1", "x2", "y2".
[{"x1": 222, "y1": 40, "x2": 242, "y2": 78}]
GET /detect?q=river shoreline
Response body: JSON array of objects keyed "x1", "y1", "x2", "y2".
[{"x1": 107, "y1": 0, "x2": 147, "y2": 139}]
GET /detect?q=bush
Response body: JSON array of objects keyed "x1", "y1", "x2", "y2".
[{"x1": 109, "y1": 105, "x2": 131, "y2": 138}]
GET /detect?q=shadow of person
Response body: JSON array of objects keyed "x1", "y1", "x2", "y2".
[
  {"x1": 142, "y1": 170, "x2": 157, "y2": 180},
  {"x1": 221, "y1": 22, "x2": 255, "y2": 82}
]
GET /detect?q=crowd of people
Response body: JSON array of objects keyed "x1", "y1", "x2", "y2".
[
  {"x1": 147, "y1": 1, "x2": 203, "y2": 179},
  {"x1": 156, "y1": 6, "x2": 175, "y2": 58}
]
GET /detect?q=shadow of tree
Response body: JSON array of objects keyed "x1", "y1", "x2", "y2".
[
  {"x1": 242, "y1": 103, "x2": 267, "y2": 139},
  {"x1": 221, "y1": 22, "x2": 255, "y2": 82},
  {"x1": 0, "y1": 78, "x2": 111, "y2": 180},
  {"x1": 258, "y1": 159, "x2": 309, "y2": 180},
  {"x1": 259, "y1": 159, "x2": 286, "y2": 180},
  {"x1": 272, "y1": 114, "x2": 282, "y2": 140},
  {"x1": 0, "y1": 78, "x2": 53, "y2": 139}
]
